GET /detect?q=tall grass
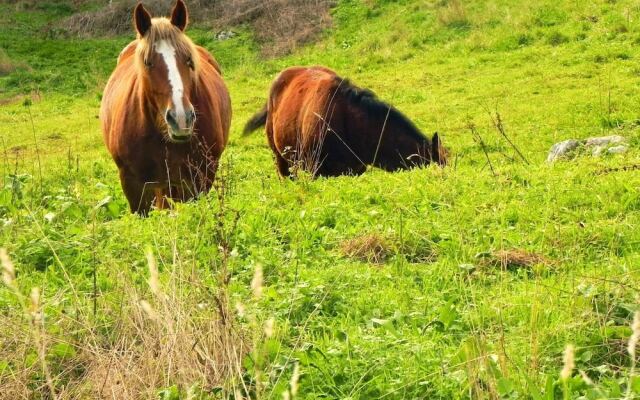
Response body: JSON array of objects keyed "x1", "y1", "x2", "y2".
[{"x1": 0, "y1": 186, "x2": 250, "y2": 399}]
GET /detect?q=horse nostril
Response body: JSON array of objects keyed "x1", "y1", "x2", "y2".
[
  {"x1": 186, "y1": 109, "x2": 196, "y2": 127},
  {"x1": 165, "y1": 109, "x2": 180, "y2": 131},
  {"x1": 165, "y1": 109, "x2": 178, "y2": 128}
]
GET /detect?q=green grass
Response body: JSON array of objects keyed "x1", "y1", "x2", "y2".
[{"x1": 1, "y1": 0, "x2": 640, "y2": 398}]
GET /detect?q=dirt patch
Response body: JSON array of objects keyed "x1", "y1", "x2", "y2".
[
  {"x1": 0, "y1": 49, "x2": 30, "y2": 77},
  {"x1": 480, "y1": 249, "x2": 554, "y2": 272},
  {"x1": 0, "y1": 59, "x2": 16, "y2": 76},
  {"x1": 0, "y1": 91, "x2": 42, "y2": 106},
  {"x1": 55, "y1": 0, "x2": 334, "y2": 56},
  {"x1": 217, "y1": 0, "x2": 335, "y2": 56},
  {"x1": 9, "y1": 145, "x2": 27, "y2": 153},
  {"x1": 60, "y1": 2, "x2": 138, "y2": 38},
  {"x1": 340, "y1": 233, "x2": 390, "y2": 264},
  {"x1": 0, "y1": 96, "x2": 24, "y2": 106},
  {"x1": 45, "y1": 133, "x2": 64, "y2": 141}
]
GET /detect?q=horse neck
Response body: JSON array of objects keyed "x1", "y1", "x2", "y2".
[
  {"x1": 343, "y1": 102, "x2": 389, "y2": 164},
  {"x1": 346, "y1": 105, "x2": 429, "y2": 169}
]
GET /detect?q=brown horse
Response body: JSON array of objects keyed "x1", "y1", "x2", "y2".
[
  {"x1": 100, "y1": 0, "x2": 231, "y2": 214},
  {"x1": 244, "y1": 66, "x2": 446, "y2": 177}
]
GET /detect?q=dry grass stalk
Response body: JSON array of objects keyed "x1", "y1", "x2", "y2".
[
  {"x1": 340, "y1": 233, "x2": 390, "y2": 264},
  {"x1": 0, "y1": 252, "x2": 248, "y2": 399},
  {"x1": 467, "y1": 121, "x2": 497, "y2": 177}
]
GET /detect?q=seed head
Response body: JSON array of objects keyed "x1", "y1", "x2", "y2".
[
  {"x1": 579, "y1": 370, "x2": 594, "y2": 386},
  {"x1": 29, "y1": 287, "x2": 42, "y2": 323},
  {"x1": 235, "y1": 302, "x2": 246, "y2": 318},
  {"x1": 560, "y1": 344, "x2": 575, "y2": 381},
  {"x1": 146, "y1": 248, "x2": 160, "y2": 295},
  {"x1": 251, "y1": 264, "x2": 263, "y2": 299},
  {"x1": 140, "y1": 300, "x2": 158, "y2": 321},
  {"x1": 0, "y1": 248, "x2": 15, "y2": 287},
  {"x1": 264, "y1": 318, "x2": 275, "y2": 338},
  {"x1": 628, "y1": 311, "x2": 640, "y2": 360},
  {"x1": 290, "y1": 362, "x2": 300, "y2": 396}
]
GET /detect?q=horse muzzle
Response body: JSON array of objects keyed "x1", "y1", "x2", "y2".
[{"x1": 165, "y1": 107, "x2": 196, "y2": 142}]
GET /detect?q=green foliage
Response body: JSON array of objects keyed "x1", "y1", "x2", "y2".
[{"x1": 2, "y1": 0, "x2": 640, "y2": 399}]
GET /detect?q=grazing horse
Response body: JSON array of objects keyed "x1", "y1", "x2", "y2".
[
  {"x1": 243, "y1": 66, "x2": 446, "y2": 177},
  {"x1": 100, "y1": 0, "x2": 231, "y2": 214}
]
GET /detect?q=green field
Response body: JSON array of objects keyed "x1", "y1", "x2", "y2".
[{"x1": 1, "y1": 0, "x2": 640, "y2": 398}]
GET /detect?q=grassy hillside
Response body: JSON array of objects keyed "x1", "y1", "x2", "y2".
[{"x1": 1, "y1": 0, "x2": 640, "y2": 398}]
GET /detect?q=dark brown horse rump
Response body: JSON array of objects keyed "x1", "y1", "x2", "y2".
[
  {"x1": 100, "y1": 0, "x2": 231, "y2": 214},
  {"x1": 244, "y1": 66, "x2": 446, "y2": 177}
]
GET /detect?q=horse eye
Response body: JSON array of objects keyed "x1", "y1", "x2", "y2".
[
  {"x1": 186, "y1": 57, "x2": 194, "y2": 70},
  {"x1": 143, "y1": 59, "x2": 153, "y2": 69}
]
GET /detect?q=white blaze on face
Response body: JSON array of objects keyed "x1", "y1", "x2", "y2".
[{"x1": 155, "y1": 40, "x2": 187, "y2": 131}]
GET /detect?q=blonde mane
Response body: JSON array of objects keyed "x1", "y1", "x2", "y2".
[{"x1": 135, "y1": 18, "x2": 199, "y2": 76}]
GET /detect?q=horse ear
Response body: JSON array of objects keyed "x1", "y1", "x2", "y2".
[
  {"x1": 134, "y1": 3, "x2": 152, "y2": 37},
  {"x1": 431, "y1": 132, "x2": 442, "y2": 165},
  {"x1": 171, "y1": 0, "x2": 189, "y2": 31}
]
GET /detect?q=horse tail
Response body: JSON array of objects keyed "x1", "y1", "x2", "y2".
[{"x1": 243, "y1": 105, "x2": 267, "y2": 136}]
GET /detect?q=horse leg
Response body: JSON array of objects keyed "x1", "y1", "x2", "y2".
[
  {"x1": 275, "y1": 152, "x2": 292, "y2": 178},
  {"x1": 154, "y1": 188, "x2": 169, "y2": 210},
  {"x1": 119, "y1": 169, "x2": 154, "y2": 215},
  {"x1": 264, "y1": 115, "x2": 291, "y2": 178},
  {"x1": 169, "y1": 184, "x2": 190, "y2": 204},
  {"x1": 315, "y1": 155, "x2": 366, "y2": 177}
]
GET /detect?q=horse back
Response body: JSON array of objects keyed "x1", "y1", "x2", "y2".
[
  {"x1": 100, "y1": 46, "x2": 140, "y2": 161},
  {"x1": 117, "y1": 40, "x2": 138, "y2": 65},
  {"x1": 196, "y1": 46, "x2": 222, "y2": 74},
  {"x1": 268, "y1": 67, "x2": 343, "y2": 151}
]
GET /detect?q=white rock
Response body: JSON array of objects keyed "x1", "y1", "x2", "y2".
[
  {"x1": 585, "y1": 135, "x2": 626, "y2": 147},
  {"x1": 592, "y1": 145, "x2": 605, "y2": 157},
  {"x1": 547, "y1": 139, "x2": 581, "y2": 162},
  {"x1": 216, "y1": 30, "x2": 237, "y2": 41},
  {"x1": 608, "y1": 145, "x2": 629, "y2": 154}
]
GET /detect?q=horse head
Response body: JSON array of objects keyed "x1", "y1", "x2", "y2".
[
  {"x1": 134, "y1": 1, "x2": 199, "y2": 143},
  {"x1": 428, "y1": 132, "x2": 448, "y2": 167}
]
